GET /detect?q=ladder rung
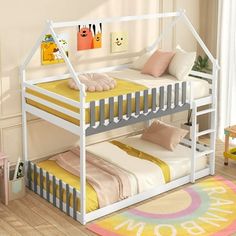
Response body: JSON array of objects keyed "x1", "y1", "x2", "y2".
[
  {"x1": 196, "y1": 108, "x2": 215, "y2": 116},
  {"x1": 197, "y1": 150, "x2": 214, "y2": 158},
  {"x1": 197, "y1": 129, "x2": 215, "y2": 137},
  {"x1": 194, "y1": 96, "x2": 212, "y2": 106}
]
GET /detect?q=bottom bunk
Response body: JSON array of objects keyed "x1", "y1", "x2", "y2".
[{"x1": 27, "y1": 133, "x2": 212, "y2": 224}]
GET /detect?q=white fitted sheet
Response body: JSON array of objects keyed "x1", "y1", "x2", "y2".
[
  {"x1": 86, "y1": 134, "x2": 208, "y2": 193},
  {"x1": 118, "y1": 134, "x2": 208, "y2": 181},
  {"x1": 108, "y1": 69, "x2": 210, "y2": 100}
]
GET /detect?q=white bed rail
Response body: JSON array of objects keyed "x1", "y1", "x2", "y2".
[
  {"x1": 22, "y1": 79, "x2": 191, "y2": 136},
  {"x1": 28, "y1": 162, "x2": 82, "y2": 221}
]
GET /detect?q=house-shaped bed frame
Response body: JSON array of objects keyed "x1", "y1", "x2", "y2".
[{"x1": 20, "y1": 9, "x2": 220, "y2": 225}]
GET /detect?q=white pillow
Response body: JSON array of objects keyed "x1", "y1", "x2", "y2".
[
  {"x1": 129, "y1": 51, "x2": 152, "y2": 70},
  {"x1": 168, "y1": 48, "x2": 196, "y2": 81}
]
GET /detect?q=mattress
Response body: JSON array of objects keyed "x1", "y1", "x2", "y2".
[
  {"x1": 26, "y1": 69, "x2": 210, "y2": 125},
  {"x1": 35, "y1": 134, "x2": 208, "y2": 213},
  {"x1": 108, "y1": 69, "x2": 210, "y2": 100}
]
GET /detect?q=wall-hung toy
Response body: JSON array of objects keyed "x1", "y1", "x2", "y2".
[
  {"x1": 41, "y1": 34, "x2": 68, "y2": 65},
  {"x1": 93, "y1": 23, "x2": 102, "y2": 48},
  {"x1": 77, "y1": 23, "x2": 102, "y2": 50},
  {"x1": 111, "y1": 31, "x2": 128, "y2": 53}
]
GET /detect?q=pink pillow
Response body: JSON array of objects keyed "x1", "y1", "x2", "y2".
[
  {"x1": 141, "y1": 120, "x2": 188, "y2": 151},
  {"x1": 141, "y1": 50, "x2": 175, "y2": 77}
]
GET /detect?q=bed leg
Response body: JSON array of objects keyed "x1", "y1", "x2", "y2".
[
  {"x1": 22, "y1": 99, "x2": 29, "y2": 185},
  {"x1": 79, "y1": 92, "x2": 86, "y2": 225}
]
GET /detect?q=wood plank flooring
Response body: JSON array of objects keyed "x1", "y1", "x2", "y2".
[{"x1": 0, "y1": 139, "x2": 235, "y2": 236}]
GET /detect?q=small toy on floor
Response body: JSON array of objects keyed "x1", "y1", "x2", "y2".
[{"x1": 224, "y1": 125, "x2": 236, "y2": 165}]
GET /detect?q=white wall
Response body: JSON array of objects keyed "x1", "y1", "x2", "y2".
[{"x1": 0, "y1": 0, "x2": 201, "y2": 163}]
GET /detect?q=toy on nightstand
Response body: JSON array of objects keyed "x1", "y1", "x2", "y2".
[
  {"x1": 224, "y1": 125, "x2": 236, "y2": 165},
  {"x1": 0, "y1": 152, "x2": 8, "y2": 205}
]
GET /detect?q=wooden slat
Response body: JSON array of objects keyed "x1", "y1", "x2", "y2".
[
  {"x1": 174, "y1": 83, "x2": 179, "y2": 107},
  {"x1": 159, "y1": 87, "x2": 164, "y2": 109},
  {"x1": 182, "y1": 82, "x2": 187, "y2": 104},
  {"x1": 52, "y1": 176, "x2": 56, "y2": 206},
  {"x1": 28, "y1": 162, "x2": 32, "y2": 190},
  {"x1": 143, "y1": 90, "x2": 148, "y2": 113},
  {"x1": 167, "y1": 85, "x2": 172, "y2": 108},
  {"x1": 99, "y1": 99, "x2": 105, "y2": 125},
  {"x1": 126, "y1": 93, "x2": 132, "y2": 118},
  {"x1": 40, "y1": 168, "x2": 43, "y2": 197},
  {"x1": 135, "y1": 92, "x2": 140, "y2": 115},
  {"x1": 90, "y1": 101, "x2": 95, "y2": 127},
  {"x1": 33, "y1": 164, "x2": 37, "y2": 193},
  {"x1": 109, "y1": 97, "x2": 114, "y2": 123},
  {"x1": 59, "y1": 180, "x2": 63, "y2": 211},
  {"x1": 151, "y1": 88, "x2": 157, "y2": 111},
  {"x1": 118, "y1": 95, "x2": 123, "y2": 120},
  {"x1": 46, "y1": 172, "x2": 50, "y2": 202},
  {"x1": 73, "y1": 188, "x2": 77, "y2": 220},
  {"x1": 66, "y1": 184, "x2": 70, "y2": 215}
]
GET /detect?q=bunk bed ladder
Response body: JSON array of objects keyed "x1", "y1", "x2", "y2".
[{"x1": 190, "y1": 100, "x2": 216, "y2": 183}]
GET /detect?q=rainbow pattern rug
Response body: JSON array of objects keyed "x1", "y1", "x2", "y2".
[{"x1": 87, "y1": 176, "x2": 236, "y2": 236}]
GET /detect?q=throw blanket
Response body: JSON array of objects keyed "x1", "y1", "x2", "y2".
[
  {"x1": 86, "y1": 142, "x2": 166, "y2": 193},
  {"x1": 50, "y1": 148, "x2": 132, "y2": 208}
]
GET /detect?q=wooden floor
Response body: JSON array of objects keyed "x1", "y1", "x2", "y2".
[{"x1": 0, "y1": 139, "x2": 236, "y2": 236}]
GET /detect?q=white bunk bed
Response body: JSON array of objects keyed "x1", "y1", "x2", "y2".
[{"x1": 20, "y1": 10, "x2": 219, "y2": 225}]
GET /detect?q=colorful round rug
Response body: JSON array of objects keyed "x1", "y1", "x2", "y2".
[{"x1": 87, "y1": 176, "x2": 236, "y2": 236}]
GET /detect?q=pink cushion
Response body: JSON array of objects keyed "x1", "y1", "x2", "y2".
[
  {"x1": 141, "y1": 120, "x2": 188, "y2": 151},
  {"x1": 141, "y1": 50, "x2": 175, "y2": 77}
]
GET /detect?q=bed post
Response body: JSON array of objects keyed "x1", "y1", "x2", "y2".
[
  {"x1": 48, "y1": 22, "x2": 87, "y2": 224},
  {"x1": 20, "y1": 22, "x2": 51, "y2": 185},
  {"x1": 190, "y1": 101, "x2": 197, "y2": 183},
  {"x1": 182, "y1": 10, "x2": 220, "y2": 179},
  {"x1": 79, "y1": 87, "x2": 86, "y2": 225},
  {"x1": 209, "y1": 63, "x2": 218, "y2": 175},
  {"x1": 20, "y1": 67, "x2": 29, "y2": 184}
]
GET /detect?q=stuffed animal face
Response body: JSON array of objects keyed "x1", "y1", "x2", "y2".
[
  {"x1": 93, "y1": 32, "x2": 102, "y2": 48},
  {"x1": 77, "y1": 25, "x2": 93, "y2": 50},
  {"x1": 111, "y1": 31, "x2": 128, "y2": 53},
  {"x1": 93, "y1": 23, "x2": 102, "y2": 48},
  {"x1": 42, "y1": 42, "x2": 57, "y2": 61}
]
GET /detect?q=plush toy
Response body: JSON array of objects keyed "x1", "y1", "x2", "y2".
[
  {"x1": 68, "y1": 73, "x2": 117, "y2": 92},
  {"x1": 93, "y1": 23, "x2": 102, "y2": 48},
  {"x1": 77, "y1": 25, "x2": 93, "y2": 50}
]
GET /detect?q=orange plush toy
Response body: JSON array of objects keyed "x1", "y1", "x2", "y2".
[
  {"x1": 93, "y1": 23, "x2": 102, "y2": 48},
  {"x1": 77, "y1": 25, "x2": 93, "y2": 50}
]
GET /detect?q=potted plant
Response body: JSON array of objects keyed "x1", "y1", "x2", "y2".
[
  {"x1": 181, "y1": 55, "x2": 211, "y2": 138},
  {"x1": 192, "y1": 55, "x2": 212, "y2": 82}
]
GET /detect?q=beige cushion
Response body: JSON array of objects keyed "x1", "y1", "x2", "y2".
[
  {"x1": 141, "y1": 50, "x2": 175, "y2": 77},
  {"x1": 141, "y1": 120, "x2": 188, "y2": 151},
  {"x1": 129, "y1": 51, "x2": 153, "y2": 70},
  {"x1": 168, "y1": 47, "x2": 196, "y2": 81}
]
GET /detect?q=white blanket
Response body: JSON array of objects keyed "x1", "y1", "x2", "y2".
[{"x1": 86, "y1": 141, "x2": 165, "y2": 193}]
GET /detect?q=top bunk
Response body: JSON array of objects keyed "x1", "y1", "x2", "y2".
[{"x1": 21, "y1": 10, "x2": 219, "y2": 136}]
